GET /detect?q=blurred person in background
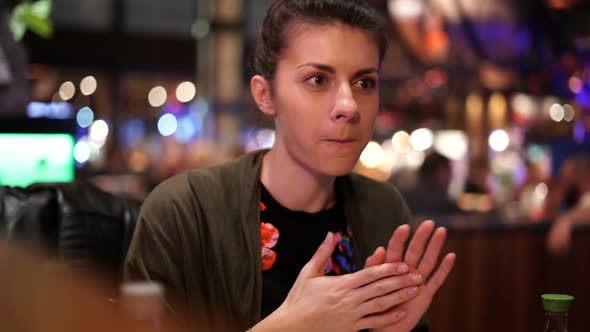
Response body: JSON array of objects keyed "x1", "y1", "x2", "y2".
[
  {"x1": 401, "y1": 152, "x2": 460, "y2": 216},
  {"x1": 124, "y1": 0, "x2": 455, "y2": 331},
  {"x1": 547, "y1": 155, "x2": 590, "y2": 255},
  {"x1": 464, "y1": 157, "x2": 491, "y2": 195},
  {"x1": 512, "y1": 160, "x2": 550, "y2": 221},
  {"x1": 543, "y1": 157, "x2": 580, "y2": 219},
  {"x1": 513, "y1": 160, "x2": 546, "y2": 200}
]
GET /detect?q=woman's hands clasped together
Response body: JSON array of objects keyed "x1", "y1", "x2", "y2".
[
  {"x1": 365, "y1": 220, "x2": 456, "y2": 332},
  {"x1": 255, "y1": 220, "x2": 455, "y2": 332},
  {"x1": 255, "y1": 231, "x2": 422, "y2": 332}
]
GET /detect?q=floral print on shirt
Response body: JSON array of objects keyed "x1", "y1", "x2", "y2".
[
  {"x1": 260, "y1": 202, "x2": 279, "y2": 271},
  {"x1": 259, "y1": 201, "x2": 355, "y2": 274},
  {"x1": 323, "y1": 228, "x2": 356, "y2": 275}
]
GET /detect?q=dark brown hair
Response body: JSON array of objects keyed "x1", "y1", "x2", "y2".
[{"x1": 252, "y1": 0, "x2": 388, "y2": 81}]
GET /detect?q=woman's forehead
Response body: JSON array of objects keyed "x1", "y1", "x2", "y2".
[{"x1": 280, "y1": 22, "x2": 380, "y2": 69}]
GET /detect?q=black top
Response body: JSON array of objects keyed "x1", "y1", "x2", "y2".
[{"x1": 259, "y1": 182, "x2": 356, "y2": 318}]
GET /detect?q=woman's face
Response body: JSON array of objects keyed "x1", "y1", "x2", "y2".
[{"x1": 269, "y1": 22, "x2": 380, "y2": 176}]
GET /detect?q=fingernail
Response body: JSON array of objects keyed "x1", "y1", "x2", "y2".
[
  {"x1": 407, "y1": 287, "x2": 418, "y2": 296},
  {"x1": 397, "y1": 264, "x2": 408, "y2": 273},
  {"x1": 324, "y1": 232, "x2": 333, "y2": 242},
  {"x1": 410, "y1": 273, "x2": 423, "y2": 283},
  {"x1": 397, "y1": 310, "x2": 407, "y2": 319}
]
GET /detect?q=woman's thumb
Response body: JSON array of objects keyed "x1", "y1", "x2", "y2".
[{"x1": 301, "y1": 232, "x2": 336, "y2": 277}]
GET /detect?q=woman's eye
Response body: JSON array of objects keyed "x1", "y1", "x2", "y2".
[
  {"x1": 354, "y1": 78, "x2": 377, "y2": 91},
  {"x1": 305, "y1": 75, "x2": 328, "y2": 87}
]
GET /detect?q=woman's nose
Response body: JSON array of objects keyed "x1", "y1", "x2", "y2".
[{"x1": 331, "y1": 84, "x2": 359, "y2": 122}]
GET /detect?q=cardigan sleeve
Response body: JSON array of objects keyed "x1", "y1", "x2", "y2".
[
  {"x1": 123, "y1": 173, "x2": 194, "y2": 310},
  {"x1": 123, "y1": 213, "x2": 185, "y2": 298}
]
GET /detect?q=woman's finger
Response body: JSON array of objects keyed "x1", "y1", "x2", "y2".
[
  {"x1": 353, "y1": 271, "x2": 422, "y2": 304},
  {"x1": 425, "y1": 253, "x2": 456, "y2": 295},
  {"x1": 357, "y1": 285, "x2": 420, "y2": 317},
  {"x1": 404, "y1": 220, "x2": 436, "y2": 269},
  {"x1": 344, "y1": 262, "x2": 409, "y2": 289},
  {"x1": 385, "y1": 224, "x2": 411, "y2": 263},
  {"x1": 365, "y1": 246, "x2": 386, "y2": 268},
  {"x1": 355, "y1": 308, "x2": 408, "y2": 331},
  {"x1": 300, "y1": 232, "x2": 336, "y2": 277},
  {"x1": 416, "y1": 227, "x2": 447, "y2": 278}
]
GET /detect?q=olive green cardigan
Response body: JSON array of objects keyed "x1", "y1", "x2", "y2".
[{"x1": 124, "y1": 150, "x2": 420, "y2": 331}]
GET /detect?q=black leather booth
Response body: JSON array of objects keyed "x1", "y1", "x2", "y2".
[{"x1": 0, "y1": 181, "x2": 140, "y2": 276}]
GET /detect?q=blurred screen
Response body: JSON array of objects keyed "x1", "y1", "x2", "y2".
[{"x1": 0, "y1": 134, "x2": 75, "y2": 187}]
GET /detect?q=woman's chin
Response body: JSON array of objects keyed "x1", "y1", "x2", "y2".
[{"x1": 316, "y1": 159, "x2": 358, "y2": 177}]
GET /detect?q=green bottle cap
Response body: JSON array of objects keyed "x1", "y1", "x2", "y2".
[{"x1": 542, "y1": 294, "x2": 574, "y2": 313}]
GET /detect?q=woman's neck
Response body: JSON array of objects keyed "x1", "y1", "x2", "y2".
[{"x1": 260, "y1": 147, "x2": 336, "y2": 213}]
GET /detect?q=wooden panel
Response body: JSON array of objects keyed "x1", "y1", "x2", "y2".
[{"x1": 428, "y1": 227, "x2": 590, "y2": 332}]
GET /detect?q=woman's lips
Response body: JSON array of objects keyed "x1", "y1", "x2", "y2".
[{"x1": 321, "y1": 139, "x2": 359, "y2": 151}]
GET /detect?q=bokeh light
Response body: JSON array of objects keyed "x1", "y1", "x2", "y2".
[
  {"x1": 549, "y1": 103, "x2": 564, "y2": 122},
  {"x1": 58, "y1": 81, "x2": 76, "y2": 101},
  {"x1": 148, "y1": 86, "x2": 167, "y2": 107},
  {"x1": 176, "y1": 82, "x2": 196, "y2": 103},
  {"x1": 175, "y1": 112, "x2": 203, "y2": 143},
  {"x1": 73, "y1": 141, "x2": 91, "y2": 163},
  {"x1": 80, "y1": 76, "x2": 97, "y2": 96},
  {"x1": 76, "y1": 107, "x2": 94, "y2": 128},
  {"x1": 410, "y1": 128, "x2": 434, "y2": 151},
  {"x1": 388, "y1": 0, "x2": 424, "y2": 19},
  {"x1": 511, "y1": 93, "x2": 536, "y2": 122},
  {"x1": 392, "y1": 131, "x2": 411, "y2": 154},
  {"x1": 434, "y1": 130, "x2": 468, "y2": 160},
  {"x1": 89, "y1": 120, "x2": 109, "y2": 142},
  {"x1": 563, "y1": 104, "x2": 575, "y2": 122},
  {"x1": 360, "y1": 141, "x2": 384, "y2": 168},
  {"x1": 158, "y1": 113, "x2": 178, "y2": 136},
  {"x1": 534, "y1": 183, "x2": 548, "y2": 200},
  {"x1": 569, "y1": 76, "x2": 583, "y2": 93},
  {"x1": 488, "y1": 129, "x2": 510, "y2": 152}
]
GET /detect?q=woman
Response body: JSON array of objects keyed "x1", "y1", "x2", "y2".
[{"x1": 124, "y1": 0, "x2": 455, "y2": 331}]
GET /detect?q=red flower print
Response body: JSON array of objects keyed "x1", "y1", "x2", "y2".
[
  {"x1": 260, "y1": 222, "x2": 279, "y2": 271},
  {"x1": 261, "y1": 222, "x2": 279, "y2": 248},
  {"x1": 261, "y1": 247, "x2": 277, "y2": 271}
]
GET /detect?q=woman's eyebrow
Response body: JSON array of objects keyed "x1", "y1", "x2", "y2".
[
  {"x1": 296, "y1": 63, "x2": 378, "y2": 77},
  {"x1": 296, "y1": 62, "x2": 335, "y2": 73},
  {"x1": 353, "y1": 68, "x2": 378, "y2": 77}
]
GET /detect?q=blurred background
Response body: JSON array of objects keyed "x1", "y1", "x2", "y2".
[
  {"x1": 2, "y1": 0, "x2": 590, "y2": 211},
  {"x1": 1, "y1": 0, "x2": 590, "y2": 331}
]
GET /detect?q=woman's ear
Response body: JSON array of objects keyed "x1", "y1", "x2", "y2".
[{"x1": 251, "y1": 75, "x2": 276, "y2": 116}]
